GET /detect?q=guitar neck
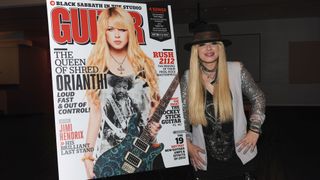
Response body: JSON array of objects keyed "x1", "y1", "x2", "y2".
[
  {"x1": 140, "y1": 74, "x2": 180, "y2": 142},
  {"x1": 152, "y1": 74, "x2": 180, "y2": 123}
]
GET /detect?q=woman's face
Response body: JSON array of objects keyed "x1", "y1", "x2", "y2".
[
  {"x1": 106, "y1": 18, "x2": 129, "y2": 50},
  {"x1": 197, "y1": 42, "x2": 219, "y2": 63}
]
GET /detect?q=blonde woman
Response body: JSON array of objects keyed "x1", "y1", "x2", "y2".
[
  {"x1": 181, "y1": 24, "x2": 266, "y2": 180},
  {"x1": 83, "y1": 7, "x2": 161, "y2": 178}
]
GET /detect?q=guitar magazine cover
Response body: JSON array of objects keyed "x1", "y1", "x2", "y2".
[{"x1": 46, "y1": 0, "x2": 189, "y2": 179}]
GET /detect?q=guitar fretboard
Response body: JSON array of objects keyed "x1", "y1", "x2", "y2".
[{"x1": 140, "y1": 74, "x2": 180, "y2": 143}]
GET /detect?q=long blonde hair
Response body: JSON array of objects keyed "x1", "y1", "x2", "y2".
[
  {"x1": 86, "y1": 7, "x2": 159, "y2": 107},
  {"x1": 188, "y1": 42, "x2": 233, "y2": 126}
]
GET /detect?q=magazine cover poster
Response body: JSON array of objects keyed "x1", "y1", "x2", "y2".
[{"x1": 46, "y1": 0, "x2": 189, "y2": 179}]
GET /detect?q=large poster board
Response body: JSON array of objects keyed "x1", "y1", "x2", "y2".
[{"x1": 46, "y1": 0, "x2": 188, "y2": 179}]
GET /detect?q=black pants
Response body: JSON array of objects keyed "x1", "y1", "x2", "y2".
[{"x1": 193, "y1": 156, "x2": 257, "y2": 180}]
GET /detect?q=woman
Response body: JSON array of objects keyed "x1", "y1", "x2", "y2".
[
  {"x1": 181, "y1": 24, "x2": 266, "y2": 180},
  {"x1": 82, "y1": 7, "x2": 161, "y2": 178}
]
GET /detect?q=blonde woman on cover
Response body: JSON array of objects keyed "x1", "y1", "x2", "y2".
[
  {"x1": 181, "y1": 23, "x2": 266, "y2": 180},
  {"x1": 83, "y1": 7, "x2": 161, "y2": 178}
]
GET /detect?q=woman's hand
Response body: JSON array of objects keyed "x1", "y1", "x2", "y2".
[
  {"x1": 236, "y1": 130, "x2": 260, "y2": 154},
  {"x1": 83, "y1": 154, "x2": 96, "y2": 179},
  {"x1": 148, "y1": 121, "x2": 162, "y2": 139},
  {"x1": 187, "y1": 139, "x2": 206, "y2": 171},
  {"x1": 113, "y1": 128, "x2": 126, "y2": 140}
]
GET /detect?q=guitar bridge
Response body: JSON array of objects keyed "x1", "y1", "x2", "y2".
[
  {"x1": 133, "y1": 138, "x2": 149, "y2": 153},
  {"x1": 124, "y1": 152, "x2": 142, "y2": 168}
]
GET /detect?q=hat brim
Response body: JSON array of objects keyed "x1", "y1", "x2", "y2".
[{"x1": 184, "y1": 39, "x2": 232, "y2": 51}]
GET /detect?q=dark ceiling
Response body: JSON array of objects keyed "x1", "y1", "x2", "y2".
[
  {"x1": 166, "y1": 0, "x2": 320, "y2": 23},
  {"x1": 86, "y1": 0, "x2": 320, "y2": 23},
  {"x1": 1, "y1": 0, "x2": 320, "y2": 24}
]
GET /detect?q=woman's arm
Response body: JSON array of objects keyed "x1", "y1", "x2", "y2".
[
  {"x1": 236, "y1": 63, "x2": 266, "y2": 154},
  {"x1": 83, "y1": 100, "x2": 101, "y2": 179},
  {"x1": 240, "y1": 63, "x2": 266, "y2": 134}
]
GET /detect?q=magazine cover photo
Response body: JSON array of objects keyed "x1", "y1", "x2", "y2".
[{"x1": 46, "y1": 0, "x2": 189, "y2": 179}]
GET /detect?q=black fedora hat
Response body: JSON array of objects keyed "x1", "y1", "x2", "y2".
[{"x1": 184, "y1": 24, "x2": 232, "y2": 51}]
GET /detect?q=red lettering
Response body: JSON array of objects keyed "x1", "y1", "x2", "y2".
[
  {"x1": 51, "y1": 8, "x2": 145, "y2": 45},
  {"x1": 150, "y1": 7, "x2": 167, "y2": 13},
  {"x1": 88, "y1": 9, "x2": 102, "y2": 43},
  {"x1": 52, "y1": 7, "x2": 71, "y2": 44},
  {"x1": 51, "y1": 8, "x2": 100, "y2": 44},
  {"x1": 129, "y1": 11, "x2": 146, "y2": 45},
  {"x1": 71, "y1": 8, "x2": 89, "y2": 44},
  {"x1": 153, "y1": 51, "x2": 174, "y2": 58}
]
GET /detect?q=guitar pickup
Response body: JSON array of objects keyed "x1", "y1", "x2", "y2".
[
  {"x1": 122, "y1": 162, "x2": 136, "y2": 174},
  {"x1": 133, "y1": 138, "x2": 149, "y2": 153},
  {"x1": 124, "y1": 152, "x2": 142, "y2": 168}
]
